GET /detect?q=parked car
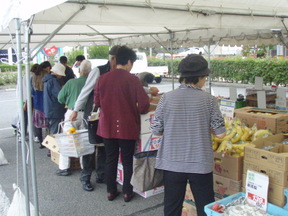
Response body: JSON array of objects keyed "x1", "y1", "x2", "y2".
[
  {"x1": 174, "y1": 47, "x2": 205, "y2": 58},
  {"x1": 155, "y1": 53, "x2": 172, "y2": 59}
]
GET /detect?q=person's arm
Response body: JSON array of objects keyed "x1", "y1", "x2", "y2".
[
  {"x1": 57, "y1": 82, "x2": 68, "y2": 105},
  {"x1": 151, "y1": 95, "x2": 165, "y2": 136},
  {"x1": 210, "y1": 96, "x2": 226, "y2": 137},
  {"x1": 73, "y1": 67, "x2": 100, "y2": 111},
  {"x1": 135, "y1": 78, "x2": 150, "y2": 114}
]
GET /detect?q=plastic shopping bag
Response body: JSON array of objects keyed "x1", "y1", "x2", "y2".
[
  {"x1": 7, "y1": 184, "x2": 41, "y2": 216},
  {"x1": 0, "y1": 148, "x2": 8, "y2": 165}
]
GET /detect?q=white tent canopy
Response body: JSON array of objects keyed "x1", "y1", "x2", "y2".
[{"x1": 0, "y1": 0, "x2": 288, "y2": 50}]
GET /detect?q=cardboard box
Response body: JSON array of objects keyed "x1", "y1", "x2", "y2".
[
  {"x1": 50, "y1": 151, "x2": 81, "y2": 170},
  {"x1": 246, "y1": 93, "x2": 276, "y2": 108},
  {"x1": 245, "y1": 134, "x2": 288, "y2": 171},
  {"x1": 213, "y1": 152, "x2": 244, "y2": 181},
  {"x1": 136, "y1": 133, "x2": 163, "y2": 152},
  {"x1": 243, "y1": 160, "x2": 288, "y2": 186},
  {"x1": 117, "y1": 162, "x2": 124, "y2": 185},
  {"x1": 133, "y1": 186, "x2": 164, "y2": 198},
  {"x1": 213, "y1": 174, "x2": 242, "y2": 200},
  {"x1": 42, "y1": 135, "x2": 60, "y2": 153},
  {"x1": 182, "y1": 200, "x2": 197, "y2": 216},
  {"x1": 243, "y1": 173, "x2": 286, "y2": 207},
  {"x1": 184, "y1": 183, "x2": 195, "y2": 202},
  {"x1": 140, "y1": 111, "x2": 155, "y2": 134},
  {"x1": 234, "y1": 107, "x2": 288, "y2": 134}
]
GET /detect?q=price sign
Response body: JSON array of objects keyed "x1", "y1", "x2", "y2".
[
  {"x1": 245, "y1": 170, "x2": 269, "y2": 211},
  {"x1": 219, "y1": 99, "x2": 235, "y2": 121}
]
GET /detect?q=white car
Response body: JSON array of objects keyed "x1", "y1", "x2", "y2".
[
  {"x1": 72, "y1": 58, "x2": 108, "y2": 77},
  {"x1": 174, "y1": 47, "x2": 204, "y2": 58}
]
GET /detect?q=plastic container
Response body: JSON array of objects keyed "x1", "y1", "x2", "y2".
[
  {"x1": 204, "y1": 191, "x2": 288, "y2": 216},
  {"x1": 54, "y1": 129, "x2": 95, "y2": 158}
]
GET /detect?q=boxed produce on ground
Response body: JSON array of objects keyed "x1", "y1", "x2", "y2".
[
  {"x1": 234, "y1": 107, "x2": 288, "y2": 134},
  {"x1": 50, "y1": 151, "x2": 81, "y2": 170},
  {"x1": 140, "y1": 111, "x2": 155, "y2": 134},
  {"x1": 42, "y1": 135, "x2": 59, "y2": 153},
  {"x1": 243, "y1": 160, "x2": 288, "y2": 186},
  {"x1": 184, "y1": 183, "x2": 195, "y2": 202},
  {"x1": 213, "y1": 152, "x2": 244, "y2": 181},
  {"x1": 213, "y1": 174, "x2": 242, "y2": 200},
  {"x1": 245, "y1": 134, "x2": 288, "y2": 171},
  {"x1": 182, "y1": 200, "x2": 197, "y2": 216},
  {"x1": 136, "y1": 133, "x2": 162, "y2": 152}
]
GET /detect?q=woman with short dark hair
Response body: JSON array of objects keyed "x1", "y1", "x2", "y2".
[{"x1": 151, "y1": 54, "x2": 226, "y2": 216}]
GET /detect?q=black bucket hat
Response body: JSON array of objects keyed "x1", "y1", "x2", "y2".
[{"x1": 178, "y1": 54, "x2": 211, "y2": 77}]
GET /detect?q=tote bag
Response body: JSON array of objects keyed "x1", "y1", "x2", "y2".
[
  {"x1": 130, "y1": 135, "x2": 163, "y2": 192},
  {"x1": 87, "y1": 106, "x2": 103, "y2": 145}
]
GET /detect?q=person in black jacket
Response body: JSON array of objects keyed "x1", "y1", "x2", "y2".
[{"x1": 58, "y1": 56, "x2": 76, "y2": 86}]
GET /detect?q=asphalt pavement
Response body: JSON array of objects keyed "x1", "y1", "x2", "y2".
[{"x1": 0, "y1": 88, "x2": 164, "y2": 216}]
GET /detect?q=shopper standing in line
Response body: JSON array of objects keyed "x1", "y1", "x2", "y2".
[{"x1": 151, "y1": 54, "x2": 226, "y2": 216}]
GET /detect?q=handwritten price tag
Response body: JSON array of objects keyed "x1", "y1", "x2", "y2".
[
  {"x1": 245, "y1": 170, "x2": 269, "y2": 211},
  {"x1": 247, "y1": 192, "x2": 266, "y2": 208}
]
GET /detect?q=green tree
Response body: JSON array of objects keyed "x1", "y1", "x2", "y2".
[
  {"x1": 88, "y1": 45, "x2": 109, "y2": 59},
  {"x1": 65, "y1": 49, "x2": 84, "y2": 66}
]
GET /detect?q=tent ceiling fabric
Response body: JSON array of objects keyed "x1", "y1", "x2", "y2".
[{"x1": 0, "y1": 0, "x2": 288, "y2": 49}]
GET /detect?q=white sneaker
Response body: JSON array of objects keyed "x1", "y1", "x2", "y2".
[{"x1": 34, "y1": 137, "x2": 40, "y2": 143}]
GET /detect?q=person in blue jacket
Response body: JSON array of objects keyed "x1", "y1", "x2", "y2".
[{"x1": 43, "y1": 63, "x2": 67, "y2": 156}]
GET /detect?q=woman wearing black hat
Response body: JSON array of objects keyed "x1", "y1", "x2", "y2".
[{"x1": 151, "y1": 54, "x2": 226, "y2": 216}]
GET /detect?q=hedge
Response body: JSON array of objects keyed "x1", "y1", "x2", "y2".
[{"x1": 148, "y1": 57, "x2": 288, "y2": 85}]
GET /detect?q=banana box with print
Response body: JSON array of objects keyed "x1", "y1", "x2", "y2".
[{"x1": 136, "y1": 133, "x2": 163, "y2": 152}]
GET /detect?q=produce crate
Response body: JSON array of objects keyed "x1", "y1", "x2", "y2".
[
  {"x1": 204, "y1": 191, "x2": 288, "y2": 216},
  {"x1": 246, "y1": 93, "x2": 276, "y2": 108},
  {"x1": 235, "y1": 100, "x2": 246, "y2": 109}
]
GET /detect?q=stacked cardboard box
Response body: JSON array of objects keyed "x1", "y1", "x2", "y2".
[
  {"x1": 243, "y1": 134, "x2": 288, "y2": 207},
  {"x1": 213, "y1": 152, "x2": 243, "y2": 199},
  {"x1": 182, "y1": 184, "x2": 197, "y2": 216},
  {"x1": 42, "y1": 134, "x2": 81, "y2": 169},
  {"x1": 234, "y1": 106, "x2": 288, "y2": 134}
]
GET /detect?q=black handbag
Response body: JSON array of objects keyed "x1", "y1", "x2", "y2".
[{"x1": 87, "y1": 105, "x2": 103, "y2": 145}]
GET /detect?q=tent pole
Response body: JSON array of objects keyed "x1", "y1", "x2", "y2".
[
  {"x1": 24, "y1": 21, "x2": 40, "y2": 216},
  {"x1": 207, "y1": 40, "x2": 212, "y2": 94},
  {"x1": 15, "y1": 18, "x2": 31, "y2": 216}
]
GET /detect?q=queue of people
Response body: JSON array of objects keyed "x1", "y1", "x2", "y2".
[{"x1": 21, "y1": 47, "x2": 226, "y2": 216}]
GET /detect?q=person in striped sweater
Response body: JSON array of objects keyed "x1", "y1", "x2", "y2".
[{"x1": 151, "y1": 54, "x2": 226, "y2": 216}]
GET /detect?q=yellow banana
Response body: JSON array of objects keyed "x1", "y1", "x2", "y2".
[
  {"x1": 216, "y1": 140, "x2": 233, "y2": 153},
  {"x1": 231, "y1": 126, "x2": 243, "y2": 143},
  {"x1": 252, "y1": 129, "x2": 273, "y2": 141}
]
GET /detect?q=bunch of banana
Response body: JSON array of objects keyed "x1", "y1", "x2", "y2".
[
  {"x1": 252, "y1": 129, "x2": 273, "y2": 141},
  {"x1": 212, "y1": 118, "x2": 273, "y2": 157}
]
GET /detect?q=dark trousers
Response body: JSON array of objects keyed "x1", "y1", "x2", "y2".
[
  {"x1": 103, "y1": 138, "x2": 136, "y2": 195},
  {"x1": 163, "y1": 171, "x2": 214, "y2": 216},
  {"x1": 80, "y1": 146, "x2": 106, "y2": 183},
  {"x1": 48, "y1": 118, "x2": 62, "y2": 134}
]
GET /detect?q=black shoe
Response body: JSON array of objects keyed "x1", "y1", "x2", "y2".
[
  {"x1": 107, "y1": 192, "x2": 120, "y2": 201},
  {"x1": 123, "y1": 193, "x2": 135, "y2": 202},
  {"x1": 56, "y1": 169, "x2": 71, "y2": 176},
  {"x1": 39, "y1": 144, "x2": 45, "y2": 149},
  {"x1": 96, "y1": 178, "x2": 104, "y2": 184},
  {"x1": 82, "y1": 182, "x2": 94, "y2": 192}
]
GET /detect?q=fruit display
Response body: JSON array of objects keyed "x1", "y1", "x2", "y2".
[{"x1": 212, "y1": 118, "x2": 273, "y2": 157}]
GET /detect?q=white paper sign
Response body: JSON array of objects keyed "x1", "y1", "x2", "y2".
[
  {"x1": 219, "y1": 99, "x2": 235, "y2": 121},
  {"x1": 229, "y1": 87, "x2": 237, "y2": 101},
  {"x1": 245, "y1": 170, "x2": 269, "y2": 211},
  {"x1": 255, "y1": 77, "x2": 264, "y2": 90},
  {"x1": 276, "y1": 88, "x2": 287, "y2": 108},
  {"x1": 257, "y1": 91, "x2": 266, "y2": 108}
]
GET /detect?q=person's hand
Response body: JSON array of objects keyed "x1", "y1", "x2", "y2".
[
  {"x1": 150, "y1": 87, "x2": 159, "y2": 96},
  {"x1": 69, "y1": 111, "x2": 78, "y2": 121}
]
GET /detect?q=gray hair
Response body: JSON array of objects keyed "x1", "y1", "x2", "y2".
[{"x1": 80, "y1": 60, "x2": 92, "y2": 75}]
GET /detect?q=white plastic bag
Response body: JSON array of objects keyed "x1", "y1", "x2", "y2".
[
  {"x1": 0, "y1": 148, "x2": 8, "y2": 165},
  {"x1": 0, "y1": 185, "x2": 10, "y2": 216},
  {"x1": 7, "y1": 184, "x2": 41, "y2": 216}
]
